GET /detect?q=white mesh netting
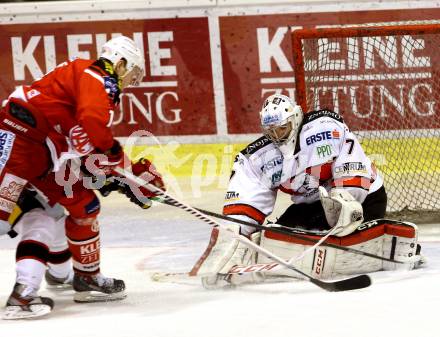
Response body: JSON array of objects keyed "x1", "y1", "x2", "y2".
[{"x1": 293, "y1": 22, "x2": 440, "y2": 221}]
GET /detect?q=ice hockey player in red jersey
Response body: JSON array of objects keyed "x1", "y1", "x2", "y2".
[
  {"x1": 192, "y1": 94, "x2": 424, "y2": 288},
  {"x1": 1, "y1": 156, "x2": 162, "y2": 320},
  {"x1": 0, "y1": 35, "x2": 165, "y2": 318}
]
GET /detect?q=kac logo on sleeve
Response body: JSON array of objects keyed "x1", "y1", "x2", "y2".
[{"x1": 0, "y1": 130, "x2": 15, "y2": 174}]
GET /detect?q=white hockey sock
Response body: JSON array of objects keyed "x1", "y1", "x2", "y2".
[
  {"x1": 16, "y1": 259, "x2": 46, "y2": 291},
  {"x1": 47, "y1": 260, "x2": 73, "y2": 279}
]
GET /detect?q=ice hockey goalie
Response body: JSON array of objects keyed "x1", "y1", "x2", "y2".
[{"x1": 190, "y1": 94, "x2": 425, "y2": 288}]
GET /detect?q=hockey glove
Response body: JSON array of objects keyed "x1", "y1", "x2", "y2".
[
  {"x1": 131, "y1": 158, "x2": 165, "y2": 195},
  {"x1": 98, "y1": 158, "x2": 165, "y2": 209},
  {"x1": 97, "y1": 175, "x2": 153, "y2": 209},
  {"x1": 124, "y1": 158, "x2": 165, "y2": 208},
  {"x1": 319, "y1": 187, "x2": 364, "y2": 237},
  {"x1": 85, "y1": 140, "x2": 125, "y2": 176}
]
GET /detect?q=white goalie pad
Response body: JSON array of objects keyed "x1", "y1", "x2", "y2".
[
  {"x1": 256, "y1": 219, "x2": 422, "y2": 280},
  {"x1": 190, "y1": 224, "x2": 258, "y2": 277},
  {"x1": 190, "y1": 224, "x2": 261, "y2": 289}
]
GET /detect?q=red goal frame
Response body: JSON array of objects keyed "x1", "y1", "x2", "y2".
[{"x1": 291, "y1": 24, "x2": 440, "y2": 112}]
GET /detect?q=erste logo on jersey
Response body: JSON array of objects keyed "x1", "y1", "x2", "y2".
[
  {"x1": 260, "y1": 155, "x2": 283, "y2": 173},
  {"x1": 306, "y1": 129, "x2": 340, "y2": 146}
]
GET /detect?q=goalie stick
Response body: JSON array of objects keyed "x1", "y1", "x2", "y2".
[
  {"x1": 114, "y1": 167, "x2": 371, "y2": 292},
  {"x1": 152, "y1": 198, "x2": 404, "y2": 265}
]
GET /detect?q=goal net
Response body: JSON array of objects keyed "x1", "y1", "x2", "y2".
[{"x1": 291, "y1": 22, "x2": 440, "y2": 221}]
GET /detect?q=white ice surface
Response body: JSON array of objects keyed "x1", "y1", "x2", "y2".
[{"x1": 0, "y1": 188, "x2": 439, "y2": 337}]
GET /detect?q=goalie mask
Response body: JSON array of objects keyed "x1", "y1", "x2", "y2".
[
  {"x1": 260, "y1": 94, "x2": 303, "y2": 150},
  {"x1": 100, "y1": 36, "x2": 145, "y2": 86}
]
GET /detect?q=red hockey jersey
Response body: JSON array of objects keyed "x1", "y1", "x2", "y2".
[{"x1": 7, "y1": 58, "x2": 119, "y2": 171}]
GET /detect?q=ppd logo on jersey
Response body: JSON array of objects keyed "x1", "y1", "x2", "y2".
[
  {"x1": 306, "y1": 130, "x2": 340, "y2": 145},
  {"x1": 316, "y1": 145, "x2": 332, "y2": 158}
]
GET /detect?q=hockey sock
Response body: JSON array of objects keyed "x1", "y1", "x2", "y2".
[{"x1": 65, "y1": 216, "x2": 100, "y2": 275}]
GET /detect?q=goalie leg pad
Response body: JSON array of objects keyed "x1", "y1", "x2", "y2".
[
  {"x1": 382, "y1": 222, "x2": 423, "y2": 270},
  {"x1": 224, "y1": 232, "x2": 263, "y2": 287},
  {"x1": 190, "y1": 224, "x2": 259, "y2": 289},
  {"x1": 191, "y1": 225, "x2": 241, "y2": 277},
  {"x1": 258, "y1": 220, "x2": 421, "y2": 280}
]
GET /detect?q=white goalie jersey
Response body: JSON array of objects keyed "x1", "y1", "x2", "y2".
[{"x1": 223, "y1": 109, "x2": 383, "y2": 226}]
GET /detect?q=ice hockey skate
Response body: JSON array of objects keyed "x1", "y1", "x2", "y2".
[
  {"x1": 73, "y1": 273, "x2": 126, "y2": 303},
  {"x1": 45, "y1": 270, "x2": 74, "y2": 290},
  {"x1": 3, "y1": 283, "x2": 54, "y2": 320}
]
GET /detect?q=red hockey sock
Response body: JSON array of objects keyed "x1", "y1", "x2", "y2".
[{"x1": 65, "y1": 216, "x2": 100, "y2": 275}]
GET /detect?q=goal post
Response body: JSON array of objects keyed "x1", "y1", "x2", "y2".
[{"x1": 291, "y1": 23, "x2": 440, "y2": 220}]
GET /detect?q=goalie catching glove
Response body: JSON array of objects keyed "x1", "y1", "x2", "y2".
[
  {"x1": 98, "y1": 158, "x2": 165, "y2": 209},
  {"x1": 319, "y1": 187, "x2": 364, "y2": 236}
]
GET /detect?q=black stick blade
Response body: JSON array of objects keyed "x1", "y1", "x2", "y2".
[{"x1": 311, "y1": 274, "x2": 371, "y2": 292}]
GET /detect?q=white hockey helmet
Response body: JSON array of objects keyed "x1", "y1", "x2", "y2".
[
  {"x1": 100, "y1": 36, "x2": 145, "y2": 86},
  {"x1": 260, "y1": 94, "x2": 303, "y2": 147}
]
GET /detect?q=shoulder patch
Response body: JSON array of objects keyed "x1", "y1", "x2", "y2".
[
  {"x1": 241, "y1": 136, "x2": 272, "y2": 157},
  {"x1": 103, "y1": 76, "x2": 121, "y2": 105},
  {"x1": 302, "y1": 109, "x2": 344, "y2": 125},
  {"x1": 89, "y1": 59, "x2": 121, "y2": 105}
]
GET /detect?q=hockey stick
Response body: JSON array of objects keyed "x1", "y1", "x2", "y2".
[
  {"x1": 114, "y1": 167, "x2": 371, "y2": 292},
  {"x1": 153, "y1": 198, "x2": 404, "y2": 265}
]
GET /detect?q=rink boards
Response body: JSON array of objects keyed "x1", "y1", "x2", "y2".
[{"x1": 125, "y1": 136, "x2": 440, "y2": 178}]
